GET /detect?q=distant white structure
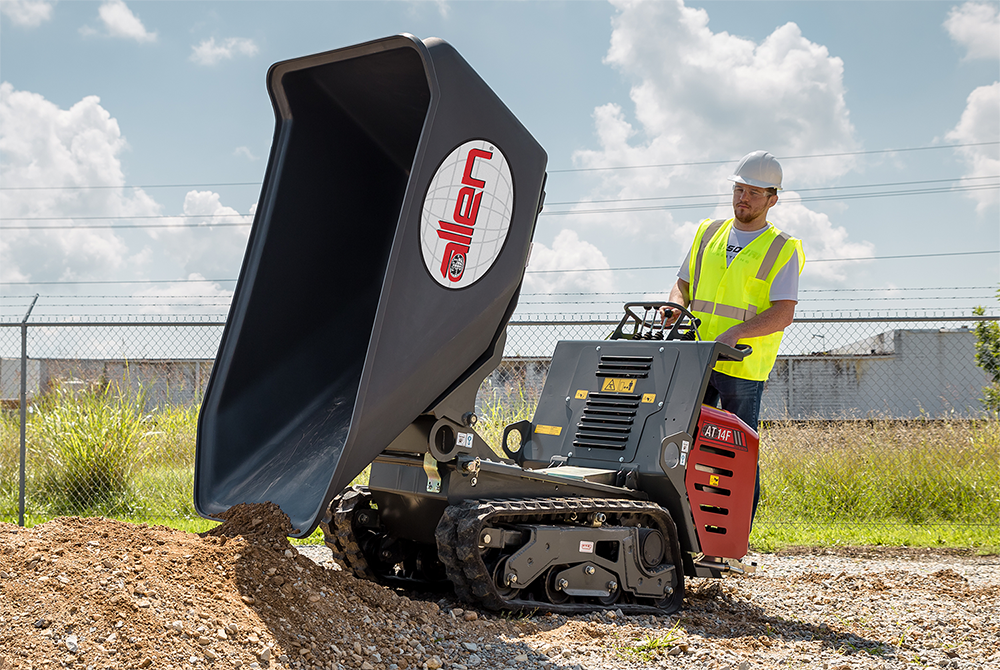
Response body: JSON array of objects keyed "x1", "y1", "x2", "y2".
[
  {"x1": 0, "y1": 358, "x2": 211, "y2": 409},
  {"x1": 2, "y1": 328, "x2": 991, "y2": 419},
  {"x1": 762, "y1": 328, "x2": 990, "y2": 419}
]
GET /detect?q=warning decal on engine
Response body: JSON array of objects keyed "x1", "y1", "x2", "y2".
[
  {"x1": 575, "y1": 389, "x2": 588, "y2": 399},
  {"x1": 579, "y1": 541, "x2": 595, "y2": 554},
  {"x1": 534, "y1": 424, "x2": 562, "y2": 436},
  {"x1": 600, "y1": 378, "x2": 637, "y2": 393},
  {"x1": 641, "y1": 393, "x2": 656, "y2": 403}
]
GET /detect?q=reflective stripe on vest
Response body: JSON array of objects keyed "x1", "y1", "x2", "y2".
[
  {"x1": 690, "y1": 228, "x2": 793, "y2": 321},
  {"x1": 690, "y1": 219, "x2": 726, "y2": 302},
  {"x1": 687, "y1": 218, "x2": 802, "y2": 381}
]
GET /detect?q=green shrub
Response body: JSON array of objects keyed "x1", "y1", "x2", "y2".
[{"x1": 29, "y1": 380, "x2": 149, "y2": 515}]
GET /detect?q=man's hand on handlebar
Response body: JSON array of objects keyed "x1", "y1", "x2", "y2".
[
  {"x1": 658, "y1": 305, "x2": 680, "y2": 328},
  {"x1": 715, "y1": 328, "x2": 741, "y2": 349}
]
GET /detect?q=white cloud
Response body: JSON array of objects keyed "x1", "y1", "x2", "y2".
[
  {"x1": 944, "y1": 2, "x2": 1000, "y2": 60},
  {"x1": 92, "y1": 0, "x2": 156, "y2": 43},
  {"x1": 0, "y1": 84, "x2": 252, "y2": 294},
  {"x1": 234, "y1": 146, "x2": 258, "y2": 161},
  {"x1": 0, "y1": 82, "x2": 159, "y2": 285},
  {"x1": 563, "y1": 0, "x2": 870, "y2": 286},
  {"x1": 0, "y1": 0, "x2": 54, "y2": 27},
  {"x1": 148, "y1": 191, "x2": 253, "y2": 279},
  {"x1": 523, "y1": 230, "x2": 616, "y2": 296},
  {"x1": 945, "y1": 82, "x2": 1000, "y2": 211},
  {"x1": 190, "y1": 37, "x2": 259, "y2": 66},
  {"x1": 589, "y1": 0, "x2": 859, "y2": 184},
  {"x1": 133, "y1": 274, "x2": 234, "y2": 315},
  {"x1": 768, "y1": 194, "x2": 875, "y2": 283},
  {"x1": 403, "y1": 0, "x2": 450, "y2": 18}
]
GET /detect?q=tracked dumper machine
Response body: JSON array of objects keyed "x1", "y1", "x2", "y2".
[{"x1": 195, "y1": 34, "x2": 759, "y2": 615}]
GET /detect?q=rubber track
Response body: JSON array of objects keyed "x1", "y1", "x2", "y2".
[
  {"x1": 320, "y1": 487, "x2": 378, "y2": 581},
  {"x1": 434, "y1": 497, "x2": 685, "y2": 615}
]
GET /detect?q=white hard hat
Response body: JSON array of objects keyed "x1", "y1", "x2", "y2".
[{"x1": 728, "y1": 150, "x2": 782, "y2": 191}]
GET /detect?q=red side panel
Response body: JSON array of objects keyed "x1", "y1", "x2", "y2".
[{"x1": 685, "y1": 405, "x2": 759, "y2": 559}]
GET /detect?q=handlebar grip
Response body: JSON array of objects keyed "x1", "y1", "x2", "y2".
[{"x1": 717, "y1": 343, "x2": 753, "y2": 362}]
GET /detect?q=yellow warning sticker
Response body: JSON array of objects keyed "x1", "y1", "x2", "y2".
[
  {"x1": 575, "y1": 389, "x2": 588, "y2": 400},
  {"x1": 641, "y1": 393, "x2": 656, "y2": 403},
  {"x1": 709, "y1": 475, "x2": 720, "y2": 487},
  {"x1": 534, "y1": 424, "x2": 562, "y2": 436},
  {"x1": 600, "y1": 378, "x2": 637, "y2": 393}
]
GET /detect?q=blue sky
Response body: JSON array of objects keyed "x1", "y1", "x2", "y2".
[{"x1": 1, "y1": 0, "x2": 998, "y2": 321}]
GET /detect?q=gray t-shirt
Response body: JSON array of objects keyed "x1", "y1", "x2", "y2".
[{"x1": 677, "y1": 224, "x2": 800, "y2": 302}]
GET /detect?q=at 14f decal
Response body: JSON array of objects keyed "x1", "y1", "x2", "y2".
[{"x1": 700, "y1": 422, "x2": 748, "y2": 451}]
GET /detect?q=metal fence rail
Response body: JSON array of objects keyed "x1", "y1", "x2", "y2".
[{"x1": 1, "y1": 313, "x2": 997, "y2": 538}]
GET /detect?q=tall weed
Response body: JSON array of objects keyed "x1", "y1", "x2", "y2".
[
  {"x1": 758, "y1": 419, "x2": 999, "y2": 529},
  {"x1": 29, "y1": 380, "x2": 149, "y2": 515},
  {"x1": 476, "y1": 387, "x2": 536, "y2": 458}
]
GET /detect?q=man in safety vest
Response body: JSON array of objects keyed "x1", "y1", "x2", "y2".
[{"x1": 661, "y1": 150, "x2": 804, "y2": 520}]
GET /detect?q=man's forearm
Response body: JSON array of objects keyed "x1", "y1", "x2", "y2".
[
  {"x1": 669, "y1": 279, "x2": 690, "y2": 307},
  {"x1": 716, "y1": 300, "x2": 796, "y2": 346}
]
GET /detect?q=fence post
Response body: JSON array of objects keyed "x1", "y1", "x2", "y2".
[{"x1": 19, "y1": 294, "x2": 39, "y2": 527}]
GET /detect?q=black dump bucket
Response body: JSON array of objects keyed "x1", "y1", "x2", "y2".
[{"x1": 194, "y1": 34, "x2": 547, "y2": 536}]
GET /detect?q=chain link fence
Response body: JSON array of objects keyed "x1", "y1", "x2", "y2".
[{"x1": 2, "y1": 313, "x2": 997, "y2": 541}]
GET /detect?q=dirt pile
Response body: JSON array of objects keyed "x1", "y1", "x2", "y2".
[
  {"x1": 0, "y1": 505, "x2": 537, "y2": 670},
  {"x1": 2, "y1": 507, "x2": 997, "y2": 670}
]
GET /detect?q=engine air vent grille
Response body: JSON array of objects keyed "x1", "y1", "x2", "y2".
[
  {"x1": 573, "y1": 391, "x2": 640, "y2": 450},
  {"x1": 595, "y1": 355, "x2": 653, "y2": 379}
]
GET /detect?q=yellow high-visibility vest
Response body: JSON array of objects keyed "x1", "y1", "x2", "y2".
[{"x1": 688, "y1": 218, "x2": 804, "y2": 381}]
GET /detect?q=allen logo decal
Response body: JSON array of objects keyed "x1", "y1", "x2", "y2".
[{"x1": 420, "y1": 140, "x2": 514, "y2": 289}]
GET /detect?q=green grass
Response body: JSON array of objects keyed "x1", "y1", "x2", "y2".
[
  {"x1": 752, "y1": 419, "x2": 1000, "y2": 552},
  {"x1": 476, "y1": 387, "x2": 536, "y2": 458},
  {"x1": 3, "y1": 386, "x2": 997, "y2": 552},
  {"x1": 615, "y1": 622, "x2": 684, "y2": 662}
]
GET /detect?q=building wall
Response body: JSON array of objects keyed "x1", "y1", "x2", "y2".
[
  {"x1": 762, "y1": 329, "x2": 989, "y2": 419},
  {"x1": 485, "y1": 329, "x2": 989, "y2": 420},
  {"x1": 0, "y1": 358, "x2": 213, "y2": 408},
  {"x1": 3, "y1": 330, "x2": 990, "y2": 419}
]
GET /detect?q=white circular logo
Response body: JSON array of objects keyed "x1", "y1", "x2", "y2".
[{"x1": 420, "y1": 139, "x2": 514, "y2": 289}]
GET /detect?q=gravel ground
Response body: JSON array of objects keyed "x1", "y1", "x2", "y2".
[
  {"x1": 2, "y1": 506, "x2": 998, "y2": 670},
  {"x1": 297, "y1": 544, "x2": 1000, "y2": 670}
]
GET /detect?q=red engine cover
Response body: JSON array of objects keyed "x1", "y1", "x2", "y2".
[{"x1": 685, "y1": 405, "x2": 759, "y2": 559}]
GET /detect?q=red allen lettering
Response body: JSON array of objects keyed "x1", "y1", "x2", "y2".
[
  {"x1": 436, "y1": 148, "x2": 493, "y2": 282},
  {"x1": 462, "y1": 148, "x2": 492, "y2": 188},
  {"x1": 454, "y1": 187, "x2": 482, "y2": 225}
]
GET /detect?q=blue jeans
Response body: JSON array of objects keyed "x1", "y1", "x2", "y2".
[{"x1": 703, "y1": 371, "x2": 763, "y2": 525}]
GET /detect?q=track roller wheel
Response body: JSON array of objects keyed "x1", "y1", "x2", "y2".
[{"x1": 543, "y1": 566, "x2": 571, "y2": 605}]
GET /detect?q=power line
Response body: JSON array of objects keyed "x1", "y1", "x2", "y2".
[
  {"x1": 0, "y1": 294, "x2": 233, "y2": 300},
  {"x1": 548, "y1": 141, "x2": 1000, "y2": 173},
  {"x1": 1, "y1": 251, "x2": 995, "y2": 286},
  {"x1": 523, "y1": 250, "x2": 999, "y2": 274},
  {"x1": 543, "y1": 175, "x2": 998, "y2": 206},
  {"x1": 1, "y1": 213, "x2": 251, "y2": 222},
  {"x1": 0, "y1": 277, "x2": 238, "y2": 286},
  {"x1": 539, "y1": 183, "x2": 998, "y2": 216},
  {"x1": 4, "y1": 182, "x2": 997, "y2": 231},
  {"x1": 5, "y1": 177, "x2": 995, "y2": 230},
  {"x1": 0, "y1": 221, "x2": 252, "y2": 230},
  {"x1": 2, "y1": 142, "x2": 996, "y2": 191},
  {"x1": 519, "y1": 286, "x2": 997, "y2": 296},
  {"x1": 521, "y1": 295, "x2": 991, "y2": 305},
  {"x1": 0, "y1": 181, "x2": 260, "y2": 191}
]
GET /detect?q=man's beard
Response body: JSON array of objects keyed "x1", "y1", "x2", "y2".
[{"x1": 734, "y1": 204, "x2": 764, "y2": 224}]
